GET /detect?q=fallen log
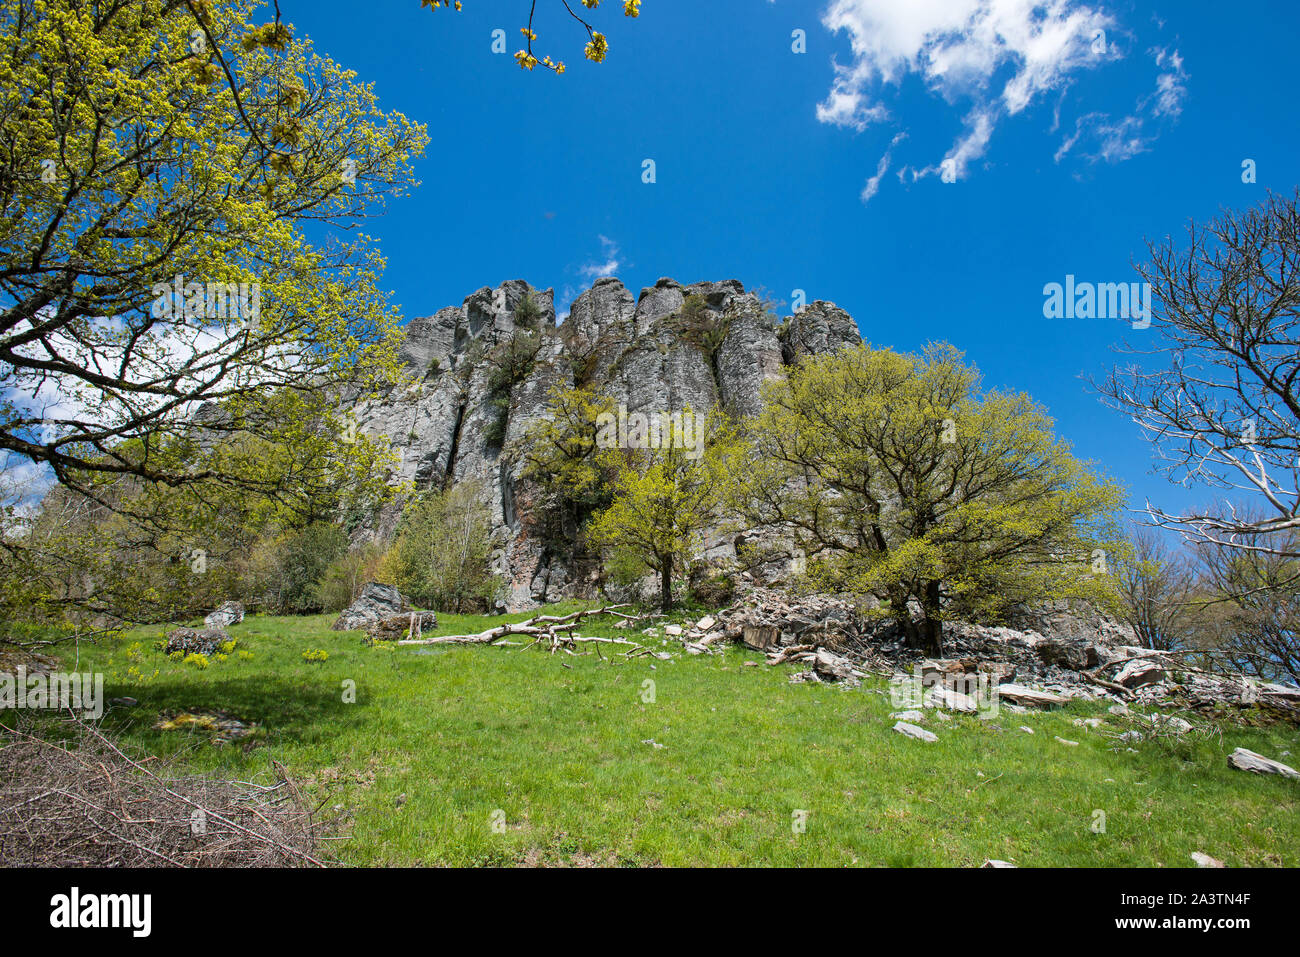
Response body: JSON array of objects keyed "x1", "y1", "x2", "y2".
[
  {"x1": 1081, "y1": 670, "x2": 1135, "y2": 699},
  {"x1": 392, "y1": 605, "x2": 653, "y2": 660},
  {"x1": 765, "y1": 644, "x2": 816, "y2": 666}
]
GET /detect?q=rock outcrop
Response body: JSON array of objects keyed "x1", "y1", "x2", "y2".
[
  {"x1": 204, "y1": 601, "x2": 244, "y2": 631},
  {"x1": 349, "y1": 277, "x2": 863, "y2": 611},
  {"x1": 333, "y1": 582, "x2": 415, "y2": 632},
  {"x1": 164, "y1": 627, "x2": 229, "y2": 657}
]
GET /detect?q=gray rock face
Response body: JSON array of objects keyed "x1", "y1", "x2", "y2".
[
  {"x1": 782, "y1": 301, "x2": 860, "y2": 361},
  {"x1": 350, "y1": 278, "x2": 864, "y2": 611}
]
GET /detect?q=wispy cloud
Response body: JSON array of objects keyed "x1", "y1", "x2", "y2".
[
  {"x1": 1054, "y1": 46, "x2": 1188, "y2": 164},
  {"x1": 1149, "y1": 46, "x2": 1188, "y2": 118},
  {"x1": 813, "y1": 0, "x2": 1186, "y2": 200},
  {"x1": 558, "y1": 236, "x2": 627, "y2": 320},
  {"x1": 862, "y1": 131, "x2": 907, "y2": 203}
]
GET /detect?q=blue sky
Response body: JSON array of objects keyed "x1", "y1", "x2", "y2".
[{"x1": 290, "y1": 0, "x2": 1300, "y2": 522}]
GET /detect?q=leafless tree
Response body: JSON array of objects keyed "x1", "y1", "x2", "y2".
[
  {"x1": 1114, "y1": 526, "x2": 1199, "y2": 651},
  {"x1": 1099, "y1": 191, "x2": 1300, "y2": 559},
  {"x1": 1194, "y1": 532, "x2": 1300, "y2": 685}
]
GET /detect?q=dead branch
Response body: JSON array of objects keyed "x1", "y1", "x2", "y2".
[
  {"x1": 394, "y1": 605, "x2": 639, "y2": 651},
  {"x1": 0, "y1": 715, "x2": 324, "y2": 868}
]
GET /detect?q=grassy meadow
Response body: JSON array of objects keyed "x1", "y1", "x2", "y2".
[{"x1": 33, "y1": 605, "x2": 1300, "y2": 867}]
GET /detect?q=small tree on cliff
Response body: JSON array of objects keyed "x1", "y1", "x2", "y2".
[
  {"x1": 587, "y1": 412, "x2": 740, "y2": 612},
  {"x1": 736, "y1": 343, "x2": 1125, "y2": 652},
  {"x1": 520, "y1": 385, "x2": 620, "y2": 541},
  {"x1": 390, "y1": 480, "x2": 498, "y2": 613}
]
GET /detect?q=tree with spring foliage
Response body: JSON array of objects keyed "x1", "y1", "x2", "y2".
[
  {"x1": 520, "y1": 384, "x2": 619, "y2": 520},
  {"x1": 0, "y1": 0, "x2": 423, "y2": 506},
  {"x1": 389, "y1": 480, "x2": 499, "y2": 613},
  {"x1": 736, "y1": 343, "x2": 1126, "y2": 653},
  {"x1": 587, "y1": 411, "x2": 740, "y2": 612}
]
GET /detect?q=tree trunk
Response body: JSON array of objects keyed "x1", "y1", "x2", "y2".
[
  {"x1": 919, "y1": 615, "x2": 943, "y2": 655},
  {"x1": 659, "y1": 557, "x2": 673, "y2": 613},
  {"x1": 920, "y1": 580, "x2": 944, "y2": 655}
]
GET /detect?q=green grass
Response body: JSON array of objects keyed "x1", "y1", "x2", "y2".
[{"x1": 35, "y1": 605, "x2": 1300, "y2": 867}]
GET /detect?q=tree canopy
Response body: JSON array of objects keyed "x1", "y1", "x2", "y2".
[
  {"x1": 0, "y1": 0, "x2": 423, "y2": 503},
  {"x1": 737, "y1": 343, "x2": 1126, "y2": 652}
]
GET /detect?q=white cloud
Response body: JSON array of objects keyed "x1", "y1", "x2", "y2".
[
  {"x1": 861, "y1": 132, "x2": 907, "y2": 203},
  {"x1": 558, "y1": 236, "x2": 627, "y2": 321},
  {"x1": 923, "y1": 108, "x2": 996, "y2": 181},
  {"x1": 814, "y1": 0, "x2": 1185, "y2": 199},
  {"x1": 817, "y1": 0, "x2": 1113, "y2": 129},
  {"x1": 1149, "y1": 47, "x2": 1188, "y2": 118},
  {"x1": 578, "y1": 235, "x2": 623, "y2": 281}
]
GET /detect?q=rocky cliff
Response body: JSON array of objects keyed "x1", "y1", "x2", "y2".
[{"x1": 350, "y1": 277, "x2": 862, "y2": 611}]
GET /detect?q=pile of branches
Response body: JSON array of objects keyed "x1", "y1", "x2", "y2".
[
  {"x1": 0, "y1": 716, "x2": 324, "y2": 867},
  {"x1": 395, "y1": 604, "x2": 661, "y2": 659}
]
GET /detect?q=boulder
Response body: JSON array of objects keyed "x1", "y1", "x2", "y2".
[
  {"x1": 741, "y1": 624, "x2": 780, "y2": 651},
  {"x1": 1115, "y1": 659, "x2": 1166, "y2": 688},
  {"x1": 890, "y1": 710, "x2": 927, "y2": 723},
  {"x1": 812, "y1": 648, "x2": 855, "y2": 681},
  {"x1": 922, "y1": 658, "x2": 1016, "y2": 688},
  {"x1": 893, "y1": 721, "x2": 938, "y2": 743},
  {"x1": 996, "y1": 684, "x2": 1067, "y2": 709},
  {"x1": 1147, "y1": 713, "x2": 1193, "y2": 735},
  {"x1": 367, "y1": 611, "x2": 439, "y2": 641},
  {"x1": 925, "y1": 684, "x2": 979, "y2": 713},
  {"x1": 164, "y1": 627, "x2": 229, "y2": 656},
  {"x1": 1036, "y1": 638, "x2": 1099, "y2": 671},
  {"x1": 1227, "y1": 748, "x2": 1300, "y2": 780},
  {"x1": 333, "y1": 583, "x2": 411, "y2": 632},
  {"x1": 204, "y1": 600, "x2": 244, "y2": 630}
]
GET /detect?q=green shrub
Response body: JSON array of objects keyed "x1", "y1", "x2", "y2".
[
  {"x1": 513, "y1": 290, "x2": 544, "y2": 329},
  {"x1": 390, "y1": 480, "x2": 500, "y2": 613},
  {"x1": 244, "y1": 523, "x2": 349, "y2": 616},
  {"x1": 312, "y1": 543, "x2": 389, "y2": 613}
]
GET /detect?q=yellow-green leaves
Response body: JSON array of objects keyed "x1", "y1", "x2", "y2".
[
  {"x1": 522, "y1": 384, "x2": 620, "y2": 508},
  {"x1": 0, "y1": 0, "x2": 425, "y2": 498},
  {"x1": 587, "y1": 410, "x2": 741, "y2": 611},
  {"x1": 740, "y1": 343, "x2": 1126, "y2": 649},
  {"x1": 458, "y1": 0, "x2": 642, "y2": 74}
]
